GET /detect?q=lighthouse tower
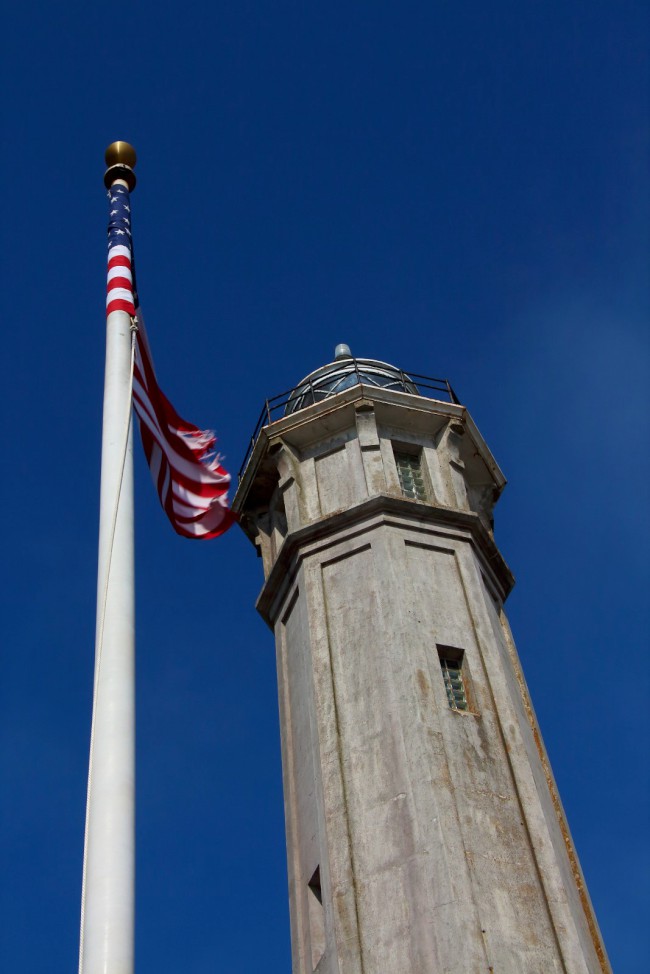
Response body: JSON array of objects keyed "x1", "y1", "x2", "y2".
[{"x1": 233, "y1": 348, "x2": 609, "y2": 974}]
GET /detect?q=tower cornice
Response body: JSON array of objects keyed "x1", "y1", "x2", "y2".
[
  {"x1": 255, "y1": 492, "x2": 515, "y2": 627},
  {"x1": 234, "y1": 383, "x2": 506, "y2": 515}
]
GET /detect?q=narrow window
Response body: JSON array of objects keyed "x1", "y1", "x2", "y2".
[
  {"x1": 394, "y1": 449, "x2": 427, "y2": 500},
  {"x1": 307, "y1": 866, "x2": 325, "y2": 971},
  {"x1": 437, "y1": 646, "x2": 473, "y2": 713}
]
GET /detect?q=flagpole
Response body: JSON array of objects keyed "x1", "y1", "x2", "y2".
[{"x1": 79, "y1": 143, "x2": 137, "y2": 974}]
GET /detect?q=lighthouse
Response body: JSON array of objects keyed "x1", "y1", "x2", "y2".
[{"x1": 233, "y1": 347, "x2": 610, "y2": 974}]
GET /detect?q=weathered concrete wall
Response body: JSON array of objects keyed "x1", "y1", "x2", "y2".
[{"x1": 234, "y1": 387, "x2": 610, "y2": 974}]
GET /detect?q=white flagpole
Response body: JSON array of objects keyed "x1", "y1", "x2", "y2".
[{"x1": 79, "y1": 143, "x2": 137, "y2": 974}]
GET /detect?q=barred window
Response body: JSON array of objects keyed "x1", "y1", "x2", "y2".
[
  {"x1": 437, "y1": 647, "x2": 474, "y2": 713},
  {"x1": 394, "y1": 449, "x2": 427, "y2": 501}
]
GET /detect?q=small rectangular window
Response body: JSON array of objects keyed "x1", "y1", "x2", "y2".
[
  {"x1": 307, "y1": 866, "x2": 325, "y2": 971},
  {"x1": 394, "y1": 449, "x2": 427, "y2": 500},
  {"x1": 437, "y1": 646, "x2": 474, "y2": 713}
]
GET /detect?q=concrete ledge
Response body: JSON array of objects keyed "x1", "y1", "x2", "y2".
[{"x1": 256, "y1": 493, "x2": 515, "y2": 626}]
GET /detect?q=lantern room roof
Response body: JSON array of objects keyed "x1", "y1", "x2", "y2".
[{"x1": 285, "y1": 346, "x2": 418, "y2": 416}]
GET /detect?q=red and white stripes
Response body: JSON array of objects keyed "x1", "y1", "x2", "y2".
[
  {"x1": 106, "y1": 244, "x2": 135, "y2": 318},
  {"x1": 131, "y1": 320, "x2": 236, "y2": 540}
]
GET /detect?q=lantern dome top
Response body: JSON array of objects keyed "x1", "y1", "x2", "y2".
[{"x1": 285, "y1": 344, "x2": 418, "y2": 416}]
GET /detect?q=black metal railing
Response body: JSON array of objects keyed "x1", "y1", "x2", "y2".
[{"x1": 238, "y1": 366, "x2": 460, "y2": 482}]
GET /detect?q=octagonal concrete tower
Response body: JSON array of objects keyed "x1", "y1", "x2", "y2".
[{"x1": 233, "y1": 348, "x2": 609, "y2": 974}]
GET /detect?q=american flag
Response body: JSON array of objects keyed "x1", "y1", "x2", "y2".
[{"x1": 106, "y1": 184, "x2": 236, "y2": 539}]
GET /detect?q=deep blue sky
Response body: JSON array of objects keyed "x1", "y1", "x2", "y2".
[{"x1": 1, "y1": 2, "x2": 648, "y2": 971}]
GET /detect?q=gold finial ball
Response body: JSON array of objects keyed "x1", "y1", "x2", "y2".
[
  {"x1": 104, "y1": 141, "x2": 137, "y2": 190},
  {"x1": 105, "y1": 141, "x2": 137, "y2": 169}
]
